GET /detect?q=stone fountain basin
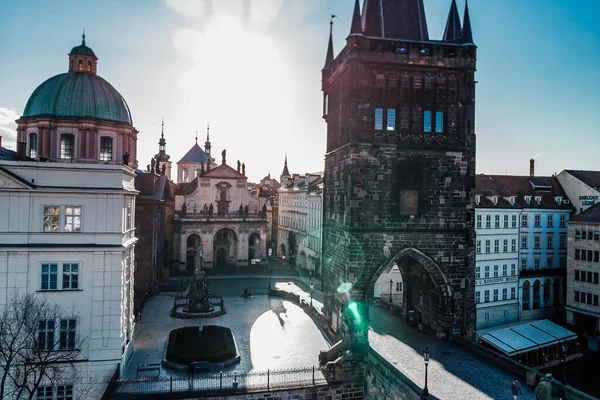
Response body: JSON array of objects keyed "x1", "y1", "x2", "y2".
[{"x1": 173, "y1": 304, "x2": 224, "y2": 319}]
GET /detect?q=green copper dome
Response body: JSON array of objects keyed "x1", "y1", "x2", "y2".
[
  {"x1": 22, "y1": 72, "x2": 133, "y2": 125},
  {"x1": 70, "y1": 43, "x2": 96, "y2": 57}
]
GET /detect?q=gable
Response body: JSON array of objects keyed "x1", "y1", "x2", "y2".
[
  {"x1": 0, "y1": 167, "x2": 35, "y2": 190},
  {"x1": 204, "y1": 164, "x2": 245, "y2": 179}
]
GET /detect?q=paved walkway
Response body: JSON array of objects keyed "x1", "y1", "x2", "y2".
[
  {"x1": 274, "y1": 283, "x2": 537, "y2": 400},
  {"x1": 125, "y1": 294, "x2": 329, "y2": 379}
]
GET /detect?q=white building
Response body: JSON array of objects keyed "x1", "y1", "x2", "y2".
[
  {"x1": 0, "y1": 161, "x2": 137, "y2": 397},
  {"x1": 277, "y1": 168, "x2": 323, "y2": 275},
  {"x1": 557, "y1": 170, "x2": 600, "y2": 216},
  {"x1": 475, "y1": 173, "x2": 571, "y2": 329}
]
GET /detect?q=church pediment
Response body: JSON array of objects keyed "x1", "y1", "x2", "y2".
[
  {"x1": 204, "y1": 164, "x2": 245, "y2": 179},
  {"x1": 0, "y1": 167, "x2": 35, "y2": 190}
]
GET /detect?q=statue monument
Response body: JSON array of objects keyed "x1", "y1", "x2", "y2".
[{"x1": 184, "y1": 247, "x2": 213, "y2": 313}]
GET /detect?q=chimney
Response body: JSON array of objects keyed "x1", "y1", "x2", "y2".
[{"x1": 529, "y1": 159, "x2": 535, "y2": 177}]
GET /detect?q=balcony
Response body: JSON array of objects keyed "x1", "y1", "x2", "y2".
[
  {"x1": 174, "y1": 210, "x2": 267, "y2": 222},
  {"x1": 519, "y1": 267, "x2": 566, "y2": 278}
]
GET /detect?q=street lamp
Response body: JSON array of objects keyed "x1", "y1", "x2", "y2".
[
  {"x1": 389, "y1": 279, "x2": 393, "y2": 304},
  {"x1": 423, "y1": 346, "x2": 430, "y2": 397},
  {"x1": 310, "y1": 281, "x2": 314, "y2": 307}
]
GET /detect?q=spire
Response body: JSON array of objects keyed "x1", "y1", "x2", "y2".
[
  {"x1": 442, "y1": 0, "x2": 462, "y2": 42},
  {"x1": 361, "y1": 0, "x2": 382, "y2": 37},
  {"x1": 82, "y1": 29, "x2": 86, "y2": 45},
  {"x1": 204, "y1": 123, "x2": 212, "y2": 157},
  {"x1": 324, "y1": 15, "x2": 336, "y2": 68},
  {"x1": 361, "y1": 0, "x2": 428, "y2": 41},
  {"x1": 195, "y1": 130, "x2": 198, "y2": 145},
  {"x1": 206, "y1": 123, "x2": 210, "y2": 142},
  {"x1": 349, "y1": 0, "x2": 362, "y2": 35},
  {"x1": 281, "y1": 153, "x2": 290, "y2": 178},
  {"x1": 156, "y1": 118, "x2": 169, "y2": 161},
  {"x1": 460, "y1": 0, "x2": 474, "y2": 44},
  {"x1": 161, "y1": 117, "x2": 164, "y2": 139}
]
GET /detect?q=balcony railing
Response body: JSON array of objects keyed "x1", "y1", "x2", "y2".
[{"x1": 175, "y1": 210, "x2": 267, "y2": 221}]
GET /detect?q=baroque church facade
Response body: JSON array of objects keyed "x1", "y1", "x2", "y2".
[{"x1": 321, "y1": 0, "x2": 477, "y2": 340}]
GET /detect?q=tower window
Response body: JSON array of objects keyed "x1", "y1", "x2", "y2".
[
  {"x1": 60, "y1": 134, "x2": 74, "y2": 159},
  {"x1": 435, "y1": 111, "x2": 444, "y2": 133},
  {"x1": 423, "y1": 111, "x2": 432, "y2": 132},
  {"x1": 100, "y1": 137, "x2": 113, "y2": 161},
  {"x1": 87, "y1": 61, "x2": 92, "y2": 72},
  {"x1": 398, "y1": 161, "x2": 422, "y2": 217},
  {"x1": 78, "y1": 60, "x2": 83, "y2": 71},
  {"x1": 29, "y1": 133, "x2": 38, "y2": 158},
  {"x1": 374, "y1": 108, "x2": 383, "y2": 130},
  {"x1": 386, "y1": 109, "x2": 396, "y2": 131}
]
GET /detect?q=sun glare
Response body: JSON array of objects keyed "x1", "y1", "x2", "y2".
[{"x1": 175, "y1": 14, "x2": 296, "y2": 143}]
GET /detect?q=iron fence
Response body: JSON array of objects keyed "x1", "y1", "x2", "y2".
[{"x1": 114, "y1": 366, "x2": 328, "y2": 395}]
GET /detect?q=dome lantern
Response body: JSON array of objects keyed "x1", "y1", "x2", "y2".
[{"x1": 69, "y1": 32, "x2": 98, "y2": 74}]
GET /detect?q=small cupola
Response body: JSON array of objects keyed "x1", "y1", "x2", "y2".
[{"x1": 68, "y1": 32, "x2": 98, "y2": 75}]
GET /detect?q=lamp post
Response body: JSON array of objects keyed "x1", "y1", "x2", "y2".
[
  {"x1": 310, "y1": 281, "x2": 314, "y2": 307},
  {"x1": 389, "y1": 279, "x2": 393, "y2": 304},
  {"x1": 423, "y1": 346, "x2": 430, "y2": 397}
]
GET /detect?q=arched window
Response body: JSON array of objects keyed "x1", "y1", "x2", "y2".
[
  {"x1": 29, "y1": 133, "x2": 38, "y2": 158},
  {"x1": 100, "y1": 137, "x2": 113, "y2": 161},
  {"x1": 78, "y1": 60, "x2": 83, "y2": 71},
  {"x1": 532, "y1": 280, "x2": 541, "y2": 309},
  {"x1": 60, "y1": 134, "x2": 75, "y2": 159},
  {"x1": 87, "y1": 61, "x2": 92, "y2": 72},
  {"x1": 182, "y1": 168, "x2": 188, "y2": 182},
  {"x1": 522, "y1": 281, "x2": 530, "y2": 310}
]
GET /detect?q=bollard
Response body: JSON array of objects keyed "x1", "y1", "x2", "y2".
[
  {"x1": 267, "y1": 369, "x2": 270, "y2": 391},
  {"x1": 312, "y1": 365, "x2": 315, "y2": 386}
]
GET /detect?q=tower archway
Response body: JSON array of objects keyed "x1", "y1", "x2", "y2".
[{"x1": 213, "y1": 228, "x2": 238, "y2": 267}]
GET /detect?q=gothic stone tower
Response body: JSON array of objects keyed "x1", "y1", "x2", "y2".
[{"x1": 322, "y1": 0, "x2": 477, "y2": 341}]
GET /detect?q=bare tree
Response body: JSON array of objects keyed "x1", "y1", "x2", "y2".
[{"x1": 0, "y1": 292, "x2": 90, "y2": 399}]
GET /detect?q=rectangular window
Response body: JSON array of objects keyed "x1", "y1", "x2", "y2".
[
  {"x1": 502, "y1": 264, "x2": 508, "y2": 276},
  {"x1": 486, "y1": 215, "x2": 491, "y2": 228},
  {"x1": 521, "y1": 214, "x2": 528, "y2": 228},
  {"x1": 512, "y1": 215, "x2": 517, "y2": 228},
  {"x1": 485, "y1": 240, "x2": 490, "y2": 253},
  {"x1": 582, "y1": 230, "x2": 587, "y2": 240},
  {"x1": 547, "y1": 233, "x2": 554, "y2": 249},
  {"x1": 100, "y1": 137, "x2": 113, "y2": 161},
  {"x1": 59, "y1": 319, "x2": 76, "y2": 350},
  {"x1": 475, "y1": 291, "x2": 480, "y2": 303},
  {"x1": 503, "y1": 239, "x2": 508, "y2": 253},
  {"x1": 502, "y1": 288, "x2": 508, "y2": 300},
  {"x1": 36, "y1": 386, "x2": 54, "y2": 400},
  {"x1": 560, "y1": 214, "x2": 566, "y2": 228},
  {"x1": 30, "y1": 133, "x2": 38, "y2": 158},
  {"x1": 476, "y1": 215, "x2": 482, "y2": 229},
  {"x1": 484, "y1": 266, "x2": 490, "y2": 278},
  {"x1": 64, "y1": 207, "x2": 81, "y2": 232},
  {"x1": 57, "y1": 385, "x2": 74, "y2": 400},
  {"x1": 559, "y1": 234, "x2": 566, "y2": 249},
  {"x1": 494, "y1": 240, "x2": 500, "y2": 253},
  {"x1": 588, "y1": 230, "x2": 594, "y2": 240},
  {"x1": 484, "y1": 290, "x2": 490, "y2": 302},
  {"x1": 396, "y1": 282, "x2": 402, "y2": 292},
  {"x1": 493, "y1": 265, "x2": 499, "y2": 277},
  {"x1": 374, "y1": 108, "x2": 383, "y2": 130},
  {"x1": 475, "y1": 267, "x2": 480, "y2": 279},
  {"x1": 41, "y1": 264, "x2": 58, "y2": 290},
  {"x1": 560, "y1": 255, "x2": 566, "y2": 267},
  {"x1": 62, "y1": 263, "x2": 79, "y2": 290},
  {"x1": 511, "y1": 287, "x2": 516, "y2": 299},
  {"x1": 547, "y1": 255, "x2": 553, "y2": 268},
  {"x1": 503, "y1": 215, "x2": 509, "y2": 228},
  {"x1": 495, "y1": 215, "x2": 500, "y2": 228},
  {"x1": 476, "y1": 240, "x2": 481, "y2": 254},
  {"x1": 581, "y1": 292, "x2": 586, "y2": 304},
  {"x1": 511, "y1": 264, "x2": 516, "y2": 275},
  {"x1": 423, "y1": 111, "x2": 432, "y2": 132},
  {"x1": 595, "y1": 251, "x2": 599, "y2": 263},
  {"x1": 521, "y1": 234, "x2": 528, "y2": 249},
  {"x1": 38, "y1": 319, "x2": 55, "y2": 351},
  {"x1": 126, "y1": 202, "x2": 132, "y2": 231},
  {"x1": 547, "y1": 215, "x2": 553, "y2": 228},
  {"x1": 534, "y1": 234, "x2": 541, "y2": 249},
  {"x1": 493, "y1": 289, "x2": 499, "y2": 301},
  {"x1": 534, "y1": 256, "x2": 540, "y2": 269},
  {"x1": 588, "y1": 250, "x2": 593, "y2": 262},
  {"x1": 588, "y1": 271, "x2": 593, "y2": 283},
  {"x1": 521, "y1": 256, "x2": 528, "y2": 270},
  {"x1": 587, "y1": 292, "x2": 592, "y2": 305},
  {"x1": 386, "y1": 109, "x2": 396, "y2": 131},
  {"x1": 582, "y1": 249, "x2": 587, "y2": 261},
  {"x1": 594, "y1": 295, "x2": 599, "y2": 306},
  {"x1": 595, "y1": 272, "x2": 599, "y2": 284},
  {"x1": 574, "y1": 291, "x2": 580, "y2": 302},
  {"x1": 595, "y1": 231, "x2": 600, "y2": 241},
  {"x1": 575, "y1": 270, "x2": 580, "y2": 281},
  {"x1": 60, "y1": 134, "x2": 74, "y2": 159},
  {"x1": 511, "y1": 239, "x2": 517, "y2": 252},
  {"x1": 581, "y1": 271, "x2": 587, "y2": 283},
  {"x1": 435, "y1": 111, "x2": 444, "y2": 133},
  {"x1": 575, "y1": 230, "x2": 581, "y2": 240},
  {"x1": 43, "y1": 206, "x2": 61, "y2": 232}
]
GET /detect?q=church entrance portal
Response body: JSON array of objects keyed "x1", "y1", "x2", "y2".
[
  {"x1": 186, "y1": 234, "x2": 202, "y2": 274},
  {"x1": 248, "y1": 233, "x2": 261, "y2": 265},
  {"x1": 213, "y1": 228, "x2": 238, "y2": 268}
]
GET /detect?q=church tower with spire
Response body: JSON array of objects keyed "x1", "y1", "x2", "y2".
[
  {"x1": 321, "y1": 0, "x2": 477, "y2": 343},
  {"x1": 154, "y1": 118, "x2": 172, "y2": 180},
  {"x1": 280, "y1": 154, "x2": 290, "y2": 185}
]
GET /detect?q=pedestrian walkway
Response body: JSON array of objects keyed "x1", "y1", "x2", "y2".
[{"x1": 276, "y1": 283, "x2": 536, "y2": 400}]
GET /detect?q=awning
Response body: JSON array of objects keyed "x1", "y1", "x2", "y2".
[{"x1": 479, "y1": 319, "x2": 577, "y2": 357}]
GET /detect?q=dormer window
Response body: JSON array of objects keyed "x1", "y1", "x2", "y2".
[
  {"x1": 78, "y1": 60, "x2": 83, "y2": 71},
  {"x1": 475, "y1": 195, "x2": 481, "y2": 205},
  {"x1": 555, "y1": 196, "x2": 563, "y2": 206},
  {"x1": 509, "y1": 196, "x2": 516, "y2": 206},
  {"x1": 535, "y1": 196, "x2": 541, "y2": 205},
  {"x1": 492, "y1": 196, "x2": 498, "y2": 206},
  {"x1": 524, "y1": 196, "x2": 531, "y2": 205}
]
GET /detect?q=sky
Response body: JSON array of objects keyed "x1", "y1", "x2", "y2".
[{"x1": 0, "y1": 0, "x2": 598, "y2": 182}]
